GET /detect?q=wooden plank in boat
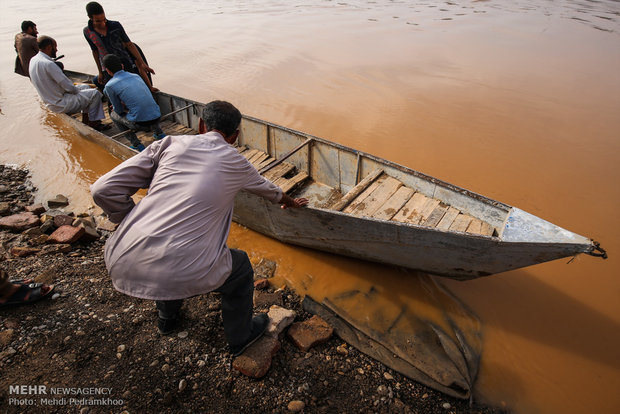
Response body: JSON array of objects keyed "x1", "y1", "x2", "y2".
[
  {"x1": 407, "y1": 198, "x2": 440, "y2": 225},
  {"x1": 450, "y1": 214, "x2": 474, "y2": 232},
  {"x1": 250, "y1": 153, "x2": 270, "y2": 168},
  {"x1": 242, "y1": 149, "x2": 260, "y2": 161},
  {"x1": 436, "y1": 207, "x2": 461, "y2": 230},
  {"x1": 372, "y1": 186, "x2": 415, "y2": 221},
  {"x1": 236, "y1": 145, "x2": 247, "y2": 153},
  {"x1": 263, "y1": 162, "x2": 295, "y2": 181},
  {"x1": 392, "y1": 192, "x2": 429, "y2": 223},
  {"x1": 257, "y1": 157, "x2": 276, "y2": 170},
  {"x1": 351, "y1": 176, "x2": 403, "y2": 217},
  {"x1": 422, "y1": 204, "x2": 448, "y2": 227},
  {"x1": 480, "y1": 222, "x2": 495, "y2": 236},
  {"x1": 343, "y1": 175, "x2": 387, "y2": 214},
  {"x1": 246, "y1": 150, "x2": 264, "y2": 163},
  {"x1": 466, "y1": 218, "x2": 483, "y2": 234},
  {"x1": 280, "y1": 172, "x2": 309, "y2": 193},
  {"x1": 332, "y1": 169, "x2": 383, "y2": 211}
]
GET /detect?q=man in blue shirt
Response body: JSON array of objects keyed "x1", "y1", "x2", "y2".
[{"x1": 102, "y1": 54, "x2": 165, "y2": 151}]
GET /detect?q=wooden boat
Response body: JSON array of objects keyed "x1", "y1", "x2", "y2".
[{"x1": 62, "y1": 70, "x2": 607, "y2": 280}]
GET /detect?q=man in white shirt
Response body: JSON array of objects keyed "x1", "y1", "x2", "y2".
[
  {"x1": 91, "y1": 100, "x2": 308, "y2": 355},
  {"x1": 29, "y1": 36, "x2": 108, "y2": 130}
]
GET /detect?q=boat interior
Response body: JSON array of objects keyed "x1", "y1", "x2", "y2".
[{"x1": 67, "y1": 74, "x2": 508, "y2": 238}]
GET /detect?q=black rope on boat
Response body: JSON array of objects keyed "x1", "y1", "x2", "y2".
[{"x1": 587, "y1": 241, "x2": 607, "y2": 259}]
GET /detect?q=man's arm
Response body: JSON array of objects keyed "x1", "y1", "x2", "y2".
[
  {"x1": 123, "y1": 41, "x2": 157, "y2": 91},
  {"x1": 91, "y1": 142, "x2": 166, "y2": 223},
  {"x1": 91, "y1": 49, "x2": 104, "y2": 84},
  {"x1": 47, "y1": 61, "x2": 79, "y2": 94}
]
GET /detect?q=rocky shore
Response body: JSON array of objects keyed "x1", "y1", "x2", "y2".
[{"x1": 0, "y1": 164, "x2": 506, "y2": 413}]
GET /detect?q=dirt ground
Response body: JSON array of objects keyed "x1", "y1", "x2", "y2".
[{"x1": 0, "y1": 165, "x2": 506, "y2": 413}]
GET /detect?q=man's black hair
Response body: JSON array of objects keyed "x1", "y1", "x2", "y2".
[
  {"x1": 21, "y1": 21, "x2": 36, "y2": 33},
  {"x1": 102, "y1": 54, "x2": 123, "y2": 74},
  {"x1": 86, "y1": 2, "x2": 105, "y2": 17},
  {"x1": 201, "y1": 101, "x2": 242, "y2": 137},
  {"x1": 37, "y1": 36, "x2": 55, "y2": 50}
]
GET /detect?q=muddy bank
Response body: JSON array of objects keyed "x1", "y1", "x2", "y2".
[{"x1": 0, "y1": 165, "x2": 505, "y2": 413}]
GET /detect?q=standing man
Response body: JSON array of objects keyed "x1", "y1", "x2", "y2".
[
  {"x1": 29, "y1": 36, "x2": 108, "y2": 130},
  {"x1": 91, "y1": 101, "x2": 308, "y2": 355},
  {"x1": 102, "y1": 54, "x2": 166, "y2": 152},
  {"x1": 83, "y1": 2, "x2": 157, "y2": 92},
  {"x1": 14, "y1": 20, "x2": 38, "y2": 77}
]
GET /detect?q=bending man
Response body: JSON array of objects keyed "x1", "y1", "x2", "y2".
[
  {"x1": 91, "y1": 101, "x2": 308, "y2": 356},
  {"x1": 102, "y1": 54, "x2": 165, "y2": 152},
  {"x1": 29, "y1": 36, "x2": 108, "y2": 130}
]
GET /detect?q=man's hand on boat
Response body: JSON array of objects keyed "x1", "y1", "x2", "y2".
[{"x1": 279, "y1": 194, "x2": 309, "y2": 209}]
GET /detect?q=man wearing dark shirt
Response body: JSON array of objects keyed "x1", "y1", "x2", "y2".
[
  {"x1": 14, "y1": 20, "x2": 38, "y2": 77},
  {"x1": 83, "y1": 2, "x2": 157, "y2": 92}
]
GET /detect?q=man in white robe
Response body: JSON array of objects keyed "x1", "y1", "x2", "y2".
[
  {"x1": 29, "y1": 36, "x2": 107, "y2": 129},
  {"x1": 91, "y1": 100, "x2": 308, "y2": 355}
]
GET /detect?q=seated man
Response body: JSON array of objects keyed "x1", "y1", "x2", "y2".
[
  {"x1": 14, "y1": 20, "x2": 38, "y2": 77},
  {"x1": 102, "y1": 54, "x2": 165, "y2": 152},
  {"x1": 91, "y1": 100, "x2": 308, "y2": 355},
  {"x1": 29, "y1": 36, "x2": 108, "y2": 130}
]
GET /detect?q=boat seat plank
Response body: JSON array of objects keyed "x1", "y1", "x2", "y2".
[
  {"x1": 372, "y1": 186, "x2": 415, "y2": 221},
  {"x1": 422, "y1": 204, "x2": 449, "y2": 227},
  {"x1": 263, "y1": 162, "x2": 296, "y2": 182},
  {"x1": 236, "y1": 145, "x2": 248, "y2": 153},
  {"x1": 343, "y1": 175, "x2": 387, "y2": 214},
  {"x1": 406, "y1": 198, "x2": 441, "y2": 225},
  {"x1": 391, "y1": 192, "x2": 430, "y2": 223},
  {"x1": 450, "y1": 214, "x2": 474, "y2": 232},
  {"x1": 435, "y1": 207, "x2": 461, "y2": 230},
  {"x1": 257, "y1": 157, "x2": 276, "y2": 170},
  {"x1": 332, "y1": 169, "x2": 384, "y2": 211},
  {"x1": 280, "y1": 172, "x2": 310, "y2": 194},
  {"x1": 350, "y1": 176, "x2": 403, "y2": 217}
]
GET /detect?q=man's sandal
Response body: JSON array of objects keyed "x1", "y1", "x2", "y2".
[{"x1": 0, "y1": 283, "x2": 55, "y2": 308}]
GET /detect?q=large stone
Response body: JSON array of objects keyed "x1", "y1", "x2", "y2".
[
  {"x1": 25, "y1": 204, "x2": 46, "y2": 215},
  {"x1": 10, "y1": 246, "x2": 42, "y2": 257},
  {"x1": 53, "y1": 215, "x2": 74, "y2": 228},
  {"x1": 0, "y1": 202, "x2": 11, "y2": 215},
  {"x1": 254, "y1": 278, "x2": 270, "y2": 290},
  {"x1": 39, "y1": 220, "x2": 55, "y2": 234},
  {"x1": 232, "y1": 336, "x2": 280, "y2": 378},
  {"x1": 39, "y1": 244, "x2": 72, "y2": 255},
  {"x1": 47, "y1": 194, "x2": 69, "y2": 208},
  {"x1": 48, "y1": 225, "x2": 84, "y2": 244},
  {"x1": 96, "y1": 217, "x2": 117, "y2": 232},
  {"x1": 253, "y1": 258, "x2": 277, "y2": 279},
  {"x1": 72, "y1": 217, "x2": 96, "y2": 229},
  {"x1": 77, "y1": 223, "x2": 99, "y2": 242},
  {"x1": 0, "y1": 212, "x2": 40, "y2": 232},
  {"x1": 287, "y1": 315, "x2": 333, "y2": 352},
  {"x1": 266, "y1": 305, "x2": 296, "y2": 338},
  {"x1": 253, "y1": 290, "x2": 283, "y2": 310}
]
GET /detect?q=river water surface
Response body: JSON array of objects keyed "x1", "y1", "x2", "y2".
[{"x1": 1, "y1": 1, "x2": 619, "y2": 413}]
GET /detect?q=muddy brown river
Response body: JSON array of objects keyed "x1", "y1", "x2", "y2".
[{"x1": 1, "y1": 1, "x2": 619, "y2": 413}]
